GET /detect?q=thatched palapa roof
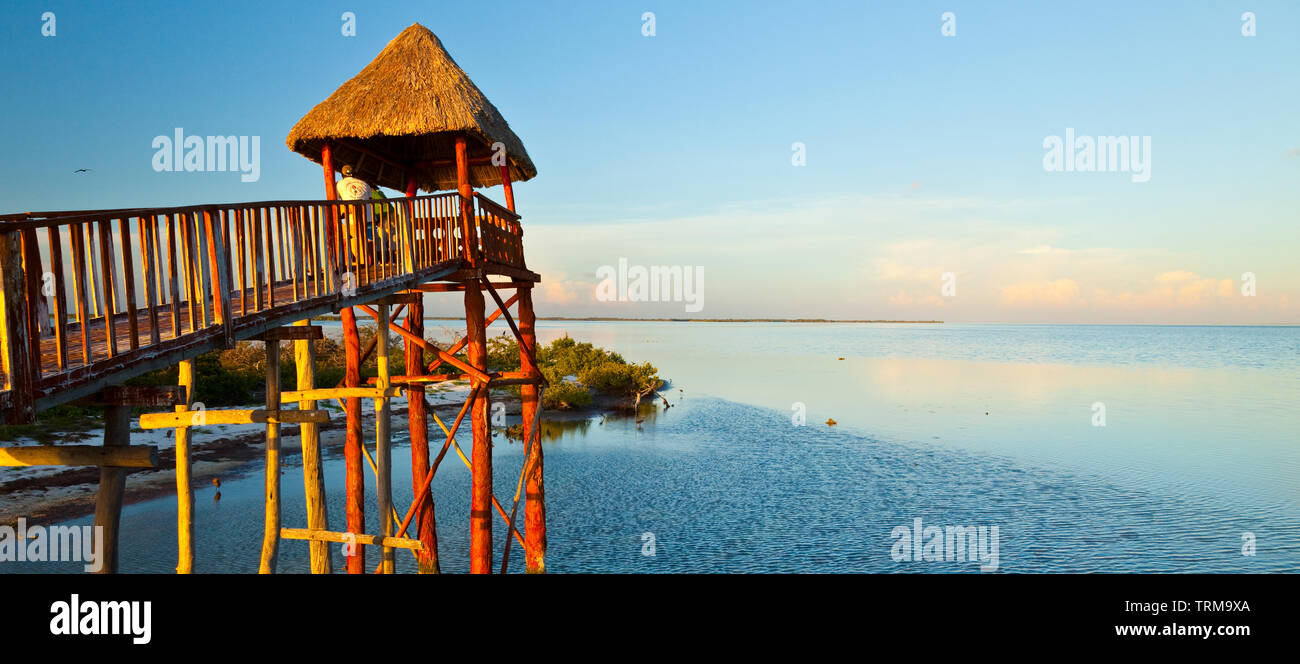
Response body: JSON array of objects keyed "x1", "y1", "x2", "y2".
[{"x1": 286, "y1": 23, "x2": 536, "y2": 193}]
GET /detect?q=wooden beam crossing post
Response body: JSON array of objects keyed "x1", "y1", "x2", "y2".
[
  {"x1": 465, "y1": 279, "x2": 492, "y2": 573},
  {"x1": 295, "y1": 319, "x2": 332, "y2": 573},
  {"x1": 0, "y1": 445, "x2": 156, "y2": 467},
  {"x1": 175, "y1": 360, "x2": 196, "y2": 574},
  {"x1": 519, "y1": 286, "x2": 547, "y2": 573},
  {"x1": 93, "y1": 399, "x2": 131, "y2": 573},
  {"x1": 259, "y1": 336, "x2": 281, "y2": 573},
  {"x1": 375, "y1": 302, "x2": 395, "y2": 574}
]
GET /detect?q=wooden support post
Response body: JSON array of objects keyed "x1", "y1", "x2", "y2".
[
  {"x1": 499, "y1": 162, "x2": 515, "y2": 213},
  {"x1": 93, "y1": 401, "x2": 130, "y2": 573},
  {"x1": 375, "y1": 302, "x2": 394, "y2": 574},
  {"x1": 322, "y1": 142, "x2": 338, "y2": 200},
  {"x1": 465, "y1": 280, "x2": 492, "y2": 573},
  {"x1": 295, "y1": 319, "x2": 332, "y2": 574},
  {"x1": 455, "y1": 136, "x2": 476, "y2": 265},
  {"x1": 175, "y1": 360, "x2": 195, "y2": 574},
  {"x1": 519, "y1": 286, "x2": 547, "y2": 573},
  {"x1": 259, "y1": 337, "x2": 281, "y2": 574},
  {"x1": 405, "y1": 295, "x2": 439, "y2": 573},
  {"x1": 322, "y1": 143, "x2": 341, "y2": 282},
  {"x1": 341, "y1": 306, "x2": 366, "y2": 573},
  {"x1": 0, "y1": 231, "x2": 34, "y2": 424}
]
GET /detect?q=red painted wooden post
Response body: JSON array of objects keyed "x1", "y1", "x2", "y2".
[
  {"x1": 465, "y1": 279, "x2": 492, "y2": 573},
  {"x1": 499, "y1": 162, "x2": 515, "y2": 213},
  {"x1": 328, "y1": 140, "x2": 365, "y2": 574},
  {"x1": 322, "y1": 142, "x2": 338, "y2": 200},
  {"x1": 322, "y1": 142, "x2": 341, "y2": 276},
  {"x1": 455, "y1": 136, "x2": 476, "y2": 265},
  {"x1": 519, "y1": 286, "x2": 546, "y2": 573},
  {"x1": 204, "y1": 209, "x2": 233, "y2": 347},
  {"x1": 405, "y1": 297, "x2": 439, "y2": 572}
]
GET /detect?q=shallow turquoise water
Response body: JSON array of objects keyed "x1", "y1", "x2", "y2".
[{"x1": 6, "y1": 323, "x2": 1298, "y2": 573}]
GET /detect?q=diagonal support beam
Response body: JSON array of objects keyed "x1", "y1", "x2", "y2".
[
  {"x1": 480, "y1": 278, "x2": 545, "y2": 385},
  {"x1": 424, "y1": 292, "x2": 519, "y2": 374},
  {"x1": 376, "y1": 383, "x2": 480, "y2": 573},
  {"x1": 424, "y1": 396, "x2": 527, "y2": 550},
  {"x1": 358, "y1": 303, "x2": 490, "y2": 383}
]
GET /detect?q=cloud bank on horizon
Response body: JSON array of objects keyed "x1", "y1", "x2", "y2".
[{"x1": 480, "y1": 193, "x2": 1296, "y2": 324}]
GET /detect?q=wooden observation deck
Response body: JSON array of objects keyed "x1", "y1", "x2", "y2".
[{"x1": 0, "y1": 23, "x2": 548, "y2": 575}]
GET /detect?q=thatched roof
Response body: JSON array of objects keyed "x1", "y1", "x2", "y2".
[{"x1": 286, "y1": 23, "x2": 536, "y2": 193}]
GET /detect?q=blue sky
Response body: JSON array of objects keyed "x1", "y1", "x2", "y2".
[{"x1": 2, "y1": 1, "x2": 1297, "y2": 322}]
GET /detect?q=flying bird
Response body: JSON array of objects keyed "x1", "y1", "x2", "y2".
[{"x1": 73, "y1": 168, "x2": 91, "y2": 174}]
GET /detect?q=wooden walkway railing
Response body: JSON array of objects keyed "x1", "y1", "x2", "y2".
[{"x1": 0, "y1": 192, "x2": 529, "y2": 423}]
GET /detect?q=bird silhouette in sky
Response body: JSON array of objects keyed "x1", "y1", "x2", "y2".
[{"x1": 73, "y1": 168, "x2": 91, "y2": 174}]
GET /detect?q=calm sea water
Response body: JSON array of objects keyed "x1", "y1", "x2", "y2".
[{"x1": 8, "y1": 323, "x2": 1299, "y2": 573}]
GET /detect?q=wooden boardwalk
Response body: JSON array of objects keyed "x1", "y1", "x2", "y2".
[{"x1": 0, "y1": 192, "x2": 535, "y2": 422}]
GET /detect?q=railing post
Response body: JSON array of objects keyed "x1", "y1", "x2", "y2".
[
  {"x1": 0, "y1": 229, "x2": 35, "y2": 423},
  {"x1": 204, "y1": 209, "x2": 234, "y2": 347},
  {"x1": 20, "y1": 229, "x2": 44, "y2": 375}
]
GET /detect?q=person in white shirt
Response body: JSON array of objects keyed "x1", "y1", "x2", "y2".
[
  {"x1": 336, "y1": 165, "x2": 373, "y2": 271},
  {"x1": 337, "y1": 165, "x2": 372, "y2": 201}
]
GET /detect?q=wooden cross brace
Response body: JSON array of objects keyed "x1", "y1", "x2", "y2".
[
  {"x1": 0, "y1": 445, "x2": 158, "y2": 468},
  {"x1": 281, "y1": 528, "x2": 423, "y2": 552},
  {"x1": 138, "y1": 408, "x2": 330, "y2": 429}
]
